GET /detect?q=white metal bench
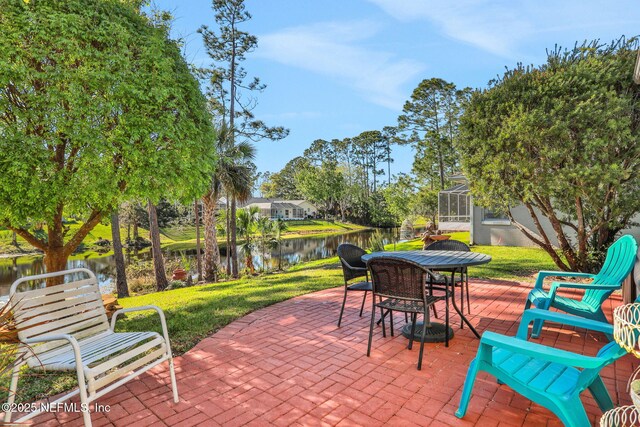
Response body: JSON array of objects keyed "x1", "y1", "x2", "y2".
[{"x1": 3, "y1": 268, "x2": 178, "y2": 427}]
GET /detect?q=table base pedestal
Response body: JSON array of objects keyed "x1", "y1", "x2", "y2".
[{"x1": 401, "y1": 322, "x2": 454, "y2": 343}]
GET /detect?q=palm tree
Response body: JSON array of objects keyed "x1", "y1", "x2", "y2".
[
  {"x1": 202, "y1": 124, "x2": 256, "y2": 281},
  {"x1": 236, "y1": 206, "x2": 259, "y2": 274},
  {"x1": 255, "y1": 216, "x2": 273, "y2": 272},
  {"x1": 271, "y1": 218, "x2": 288, "y2": 271}
]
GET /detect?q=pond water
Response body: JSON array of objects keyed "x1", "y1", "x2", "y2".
[{"x1": 0, "y1": 228, "x2": 408, "y2": 297}]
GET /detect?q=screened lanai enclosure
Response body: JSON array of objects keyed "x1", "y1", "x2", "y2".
[{"x1": 438, "y1": 183, "x2": 471, "y2": 231}]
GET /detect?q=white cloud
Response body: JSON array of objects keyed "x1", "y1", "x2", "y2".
[
  {"x1": 257, "y1": 21, "x2": 424, "y2": 110},
  {"x1": 367, "y1": 0, "x2": 640, "y2": 58}
]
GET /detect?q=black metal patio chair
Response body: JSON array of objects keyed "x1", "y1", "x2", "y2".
[
  {"x1": 366, "y1": 257, "x2": 447, "y2": 370},
  {"x1": 424, "y1": 239, "x2": 471, "y2": 319},
  {"x1": 337, "y1": 243, "x2": 372, "y2": 327}
]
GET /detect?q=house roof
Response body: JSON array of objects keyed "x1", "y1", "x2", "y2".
[
  {"x1": 238, "y1": 198, "x2": 317, "y2": 209},
  {"x1": 440, "y1": 183, "x2": 469, "y2": 194}
]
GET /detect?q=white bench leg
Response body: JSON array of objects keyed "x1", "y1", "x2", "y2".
[
  {"x1": 169, "y1": 357, "x2": 179, "y2": 403},
  {"x1": 3, "y1": 361, "x2": 21, "y2": 423},
  {"x1": 75, "y1": 362, "x2": 92, "y2": 427}
]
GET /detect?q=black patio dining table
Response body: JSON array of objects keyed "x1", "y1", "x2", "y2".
[{"x1": 361, "y1": 250, "x2": 492, "y2": 342}]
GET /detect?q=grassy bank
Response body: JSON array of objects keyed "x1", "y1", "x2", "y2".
[
  {"x1": 160, "y1": 220, "x2": 368, "y2": 242},
  {"x1": 0, "y1": 220, "x2": 367, "y2": 257}
]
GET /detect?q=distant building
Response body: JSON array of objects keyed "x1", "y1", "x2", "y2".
[{"x1": 239, "y1": 198, "x2": 319, "y2": 220}]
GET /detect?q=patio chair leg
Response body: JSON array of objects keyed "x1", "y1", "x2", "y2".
[
  {"x1": 455, "y1": 359, "x2": 479, "y2": 418},
  {"x1": 455, "y1": 271, "x2": 464, "y2": 331},
  {"x1": 428, "y1": 280, "x2": 439, "y2": 319},
  {"x1": 337, "y1": 289, "x2": 348, "y2": 327},
  {"x1": 377, "y1": 308, "x2": 391, "y2": 326},
  {"x1": 408, "y1": 312, "x2": 417, "y2": 350},
  {"x1": 445, "y1": 287, "x2": 450, "y2": 348},
  {"x1": 380, "y1": 305, "x2": 387, "y2": 338},
  {"x1": 389, "y1": 310, "x2": 394, "y2": 337},
  {"x1": 359, "y1": 291, "x2": 367, "y2": 317},
  {"x1": 588, "y1": 375, "x2": 614, "y2": 412},
  {"x1": 557, "y1": 398, "x2": 591, "y2": 427},
  {"x1": 460, "y1": 283, "x2": 464, "y2": 326},
  {"x1": 465, "y1": 271, "x2": 471, "y2": 314},
  {"x1": 367, "y1": 301, "x2": 376, "y2": 357},
  {"x1": 75, "y1": 362, "x2": 92, "y2": 427},
  {"x1": 3, "y1": 361, "x2": 21, "y2": 423},
  {"x1": 531, "y1": 301, "x2": 550, "y2": 338},
  {"x1": 169, "y1": 357, "x2": 179, "y2": 403},
  {"x1": 417, "y1": 312, "x2": 428, "y2": 370}
]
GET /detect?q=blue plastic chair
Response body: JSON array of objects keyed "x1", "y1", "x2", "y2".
[
  {"x1": 525, "y1": 235, "x2": 638, "y2": 338},
  {"x1": 456, "y1": 309, "x2": 628, "y2": 426}
]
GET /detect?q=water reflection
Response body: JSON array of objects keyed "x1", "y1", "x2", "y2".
[{"x1": 0, "y1": 228, "x2": 404, "y2": 296}]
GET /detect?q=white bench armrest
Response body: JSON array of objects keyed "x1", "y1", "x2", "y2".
[
  {"x1": 110, "y1": 305, "x2": 172, "y2": 356},
  {"x1": 23, "y1": 334, "x2": 84, "y2": 369}
]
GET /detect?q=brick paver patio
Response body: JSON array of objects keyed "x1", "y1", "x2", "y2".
[{"x1": 32, "y1": 279, "x2": 638, "y2": 426}]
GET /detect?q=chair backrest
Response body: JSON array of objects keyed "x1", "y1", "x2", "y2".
[
  {"x1": 424, "y1": 239, "x2": 470, "y2": 252},
  {"x1": 10, "y1": 268, "x2": 109, "y2": 356},
  {"x1": 337, "y1": 243, "x2": 367, "y2": 282},
  {"x1": 367, "y1": 258, "x2": 427, "y2": 302},
  {"x1": 583, "y1": 235, "x2": 639, "y2": 307}
]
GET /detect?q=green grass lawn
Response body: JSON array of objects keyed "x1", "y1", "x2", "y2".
[
  {"x1": 392, "y1": 232, "x2": 558, "y2": 280},
  {"x1": 0, "y1": 230, "x2": 561, "y2": 403}
]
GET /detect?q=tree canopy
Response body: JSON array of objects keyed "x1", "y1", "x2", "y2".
[
  {"x1": 398, "y1": 78, "x2": 470, "y2": 190},
  {"x1": 458, "y1": 38, "x2": 640, "y2": 271},
  {"x1": 0, "y1": 0, "x2": 215, "y2": 272}
]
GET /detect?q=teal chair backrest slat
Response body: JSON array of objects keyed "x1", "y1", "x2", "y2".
[{"x1": 583, "y1": 235, "x2": 638, "y2": 308}]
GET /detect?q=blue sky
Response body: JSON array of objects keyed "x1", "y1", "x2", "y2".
[{"x1": 154, "y1": 0, "x2": 640, "y2": 177}]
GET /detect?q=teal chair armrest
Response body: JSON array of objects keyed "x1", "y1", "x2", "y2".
[
  {"x1": 550, "y1": 282, "x2": 617, "y2": 291},
  {"x1": 534, "y1": 271, "x2": 595, "y2": 289},
  {"x1": 547, "y1": 282, "x2": 617, "y2": 302},
  {"x1": 481, "y1": 331, "x2": 604, "y2": 369},
  {"x1": 517, "y1": 309, "x2": 614, "y2": 339}
]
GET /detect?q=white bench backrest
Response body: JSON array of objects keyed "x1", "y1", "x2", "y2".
[{"x1": 10, "y1": 268, "x2": 109, "y2": 355}]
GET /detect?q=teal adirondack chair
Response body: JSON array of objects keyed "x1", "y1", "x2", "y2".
[
  {"x1": 525, "y1": 234, "x2": 638, "y2": 338},
  {"x1": 456, "y1": 309, "x2": 629, "y2": 426}
]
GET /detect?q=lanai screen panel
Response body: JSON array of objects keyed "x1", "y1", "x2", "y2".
[{"x1": 438, "y1": 184, "x2": 470, "y2": 223}]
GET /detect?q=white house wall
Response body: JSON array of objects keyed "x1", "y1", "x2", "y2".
[{"x1": 472, "y1": 205, "x2": 640, "y2": 247}]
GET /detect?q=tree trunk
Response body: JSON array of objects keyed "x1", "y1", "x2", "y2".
[
  {"x1": 11, "y1": 231, "x2": 17, "y2": 246},
  {"x1": 44, "y1": 247, "x2": 67, "y2": 286},
  {"x1": 202, "y1": 191, "x2": 220, "y2": 282},
  {"x1": 195, "y1": 198, "x2": 203, "y2": 282},
  {"x1": 226, "y1": 195, "x2": 231, "y2": 276},
  {"x1": 230, "y1": 197, "x2": 239, "y2": 278},
  {"x1": 437, "y1": 146, "x2": 445, "y2": 190},
  {"x1": 511, "y1": 203, "x2": 570, "y2": 271},
  {"x1": 147, "y1": 200, "x2": 168, "y2": 291},
  {"x1": 111, "y1": 211, "x2": 129, "y2": 298},
  {"x1": 133, "y1": 218, "x2": 139, "y2": 241}
]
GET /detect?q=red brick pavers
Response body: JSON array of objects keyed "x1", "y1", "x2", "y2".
[{"x1": 30, "y1": 280, "x2": 639, "y2": 426}]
